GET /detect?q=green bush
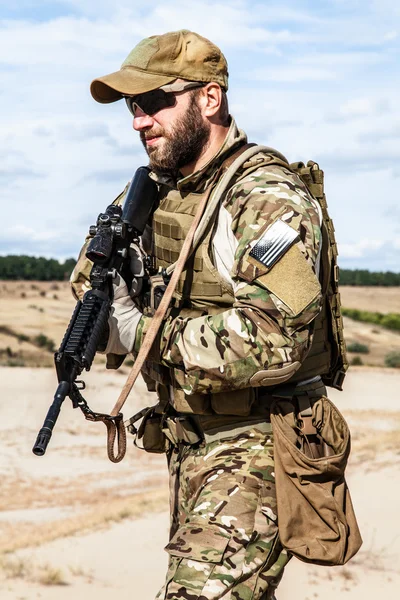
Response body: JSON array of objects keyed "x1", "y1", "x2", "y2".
[
  {"x1": 17, "y1": 333, "x2": 30, "y2": 343},
  {"x1": 350, "y1": 356, "x2": 364, "y2": 366},
  {"x1": 347, "y1": 342, "x2": 370, "y2": 354},
  {"x1": 33, "y1": 334, "x2": 56, "y2": 353},
  {"x1": 6, "y1": 357, "x2": 26, "y2": 367},
  {"x1": 342, "y1": 308, "x2": 400, "y2": 332},
  {"x1": 384, "y1": 351, "x2": 400, "y2": 369},
  {"x1": 381, "y1": 314, "x2": 400, "y2": 331}
]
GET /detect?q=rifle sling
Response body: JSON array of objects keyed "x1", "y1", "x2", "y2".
[{"x1": 101, "y1": 143, "x2": 263, "y2": 462}]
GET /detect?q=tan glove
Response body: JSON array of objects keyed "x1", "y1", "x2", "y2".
[
  {"x1": 129, "y1": 242, "x2": 145, "y2": 298},
  {"x1": 105, "y1": 272, "x2": 142, "y2": 355}
]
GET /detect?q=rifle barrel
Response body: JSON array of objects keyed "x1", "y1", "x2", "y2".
[{"x1": 32, "y1": 380, "x2": 70, "y2": 456}]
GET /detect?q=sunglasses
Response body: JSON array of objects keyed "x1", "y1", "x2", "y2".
[{"x1": 124, "y1": 81, "x2": 205, "y2": 117}]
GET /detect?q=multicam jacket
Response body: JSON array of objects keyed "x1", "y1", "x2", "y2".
[
  {"x1": 135, "y1": 119, "x2": 323, "y2": 400},
  {"x1": 70, "y1": 119, "x2": 324, "y2": 414}
]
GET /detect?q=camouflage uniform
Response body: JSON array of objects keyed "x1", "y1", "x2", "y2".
[
  {"x1": 135, "y1": 119, "x2": 322, "y2": 397},
  {"x1": 159, "y1": 425, "x2": 290, "y2": 600},
  {"x1": 141, "y1": 120, "x2": 320, "y2": 599},
  {"x1": 76, "y1": 27, "x2": 329, "y2": 600},
  {"x1": 71, "y1": 119, "x2": 322, "y2": 599}
]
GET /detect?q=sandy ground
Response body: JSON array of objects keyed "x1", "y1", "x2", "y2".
[{"x1": 0, "y1": 365, "x2": 399, "y2": 599}]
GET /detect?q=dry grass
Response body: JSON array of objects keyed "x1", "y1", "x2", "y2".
[
  {"x1": 1, "y1": 280, "x2": 399, "y2": 368},
  {"x1": 0, "y1": 280, "x2": 109, "y2": 367},
  {"x1": 0, "y1": 488, "x2": 168, "y2": 554},
  {"x1": 0, "y1": 555, "x2": 32, "y2": 579},
  {"x1": 0, "y1": 555, "x2": 68, "y2": 586},
  {"x1": 0, "y1": 461, "x2": 166, "y2": 512},
  {"x1": 341, "y1": 409, "x2": 400, "y2": 469},
  {"x1": 340, "y1": 286, "x2": 400, "y2": 368},
  {"x1": 36, "y1": 564, "x2": 68, "y2": 586},
  {"x1": 343, "y1": 316, "x2": 400, "y2": 367},
  {"x1": 352, "y1": 429, "x2": 400, "y2": 462},
  {"x1": 340, "y1": 286, "x2": 400, "y2": 314}
]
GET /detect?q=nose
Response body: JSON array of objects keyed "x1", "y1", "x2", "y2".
[{"x1": 132, "y1": 107, "x2": 155, "y2": 131}]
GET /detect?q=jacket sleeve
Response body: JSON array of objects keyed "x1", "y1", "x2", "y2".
[{"x1": 134, "y1": 164, "x2": 323, "y2": 394}]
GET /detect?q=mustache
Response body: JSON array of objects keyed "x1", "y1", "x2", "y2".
[{"x1": 140, "y1": 129, "x2": 165, "y2": 142}]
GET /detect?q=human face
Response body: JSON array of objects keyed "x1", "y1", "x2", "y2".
[{"x1": 132, "y1": 86, "x2": 211, "y2": 174}]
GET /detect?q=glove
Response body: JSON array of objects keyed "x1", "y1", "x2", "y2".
[
  {"x1": 104, "y1": 272, "x2": 142, "y2": 355},
  {"x1": 129, "y1": 242, "x2": 145, "y2": 298}
]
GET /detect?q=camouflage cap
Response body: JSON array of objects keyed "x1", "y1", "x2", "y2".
[{"x1": 90, "y1": 29, "x2": 229, "y2": 104}]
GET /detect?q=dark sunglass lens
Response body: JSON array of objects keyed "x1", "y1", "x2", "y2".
[{"x1": 128, "y1": 90, "x2": 176, "y2": 116}]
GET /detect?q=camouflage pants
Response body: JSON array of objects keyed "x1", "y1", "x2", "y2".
[{"x1": 156, "y1": 424, "x2": 290, "y2": 599}]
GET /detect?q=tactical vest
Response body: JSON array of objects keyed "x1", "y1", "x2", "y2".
[
  {"x1": 154, "y1": 188, "x2": 235, "y2": 311},
  {"x1": 146, "y1": 150, "x2": 347, "y2": 417}
]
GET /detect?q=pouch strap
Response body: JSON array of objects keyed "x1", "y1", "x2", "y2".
[{"x1": 296, "y1": 396, "x2": 317, "y2": 436}]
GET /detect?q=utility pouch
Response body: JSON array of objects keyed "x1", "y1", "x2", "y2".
[
  {"x1": 126, "y1": 406, "x2": 168, "y2": 454},
  {"x1": 143, "y1": 272, "x2": 167, "y2": 316},
  {"x1": 137, "y1": 408, "x2": 168, "y2": 454},
  {"x1": 270, "y1": 395, "x2": 362, "y2": 566}
]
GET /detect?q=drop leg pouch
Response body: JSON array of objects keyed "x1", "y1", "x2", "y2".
[{"x1": 270, "y1": 396, "x2": 362, "y2": 566}]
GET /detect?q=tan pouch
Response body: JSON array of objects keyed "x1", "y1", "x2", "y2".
[
  {"x1": 270, "y1": 396, "x2": 362, "y2": 566},
  {"x1": 137, "y1": 408, "x2": 168, "y2": 454}
]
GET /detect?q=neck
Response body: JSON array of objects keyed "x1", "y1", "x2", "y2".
[{"x1": 179, "y1": 123, "x2": 230, "y2": 178}]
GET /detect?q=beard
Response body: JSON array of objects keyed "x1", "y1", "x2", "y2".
[{"x1": 140, "y1": 93, "x2": 211, "y2": 175}]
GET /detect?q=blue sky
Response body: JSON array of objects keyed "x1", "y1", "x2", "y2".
[{"x1": 1, "y1": 0, "x2": 399, "y2": 270}]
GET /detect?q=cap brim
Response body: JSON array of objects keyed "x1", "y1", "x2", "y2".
[{"x1": 90, "y1": 68, "x2": 177, "y2": 103}]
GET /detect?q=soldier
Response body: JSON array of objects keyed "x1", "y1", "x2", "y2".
[{"x1": 74, "y1": 29, "x2": 344, "y2": 600}]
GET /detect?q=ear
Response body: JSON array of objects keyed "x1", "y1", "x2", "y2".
[{"x1": 201, "y1": 83, "x2": 223, "y2": 118}]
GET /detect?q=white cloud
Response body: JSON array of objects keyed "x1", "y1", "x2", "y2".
[
  {"x1": 383, "y1": 31, "x2": 398, "y2": 41},
  {"x1": 325, "y1": 97, "x2": 391, "y2": 124},
  {"x1": 252, "y1": 66, "x2": 337, "y2": 83},
  {"x1": 340, "y1": 240, "x2": 386, "y2": 259},
  {"x1": 0, "y1": 0, "x2": 399, "y2": 271},
  {"x1": 3, "y1": 225, "x2": 58, "y2": 243}
]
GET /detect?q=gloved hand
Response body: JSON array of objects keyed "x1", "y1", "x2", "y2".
[
  {"x1": 129, "y1": 242, "x2": 145, "y2": 298},
  {"x1": 105, "y1": 271, "x2": 142, "y2": 355}
]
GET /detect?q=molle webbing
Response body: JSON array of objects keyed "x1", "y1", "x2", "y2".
[
  {"x1": 289, "y1": 161, "x2": 348, "y2": 390},
  {"x1": 153, "y1": 147, "x2": 292, "y2": 305},
  {"x1": 153, "y1": 185, "x2": 232, "y2": 302}
]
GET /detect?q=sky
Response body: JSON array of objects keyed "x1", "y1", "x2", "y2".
[{"x1": 0, "y1": 0, "x2": 399, "y2": 271}]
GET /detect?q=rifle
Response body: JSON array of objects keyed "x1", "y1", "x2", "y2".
[{"x1": 32, "y1": 166, "x2": 158, "y2": 461}]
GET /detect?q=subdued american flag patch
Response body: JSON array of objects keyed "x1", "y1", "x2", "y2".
[{"x1": 249, "y1": 219, "x2": 299, "y2": 269}]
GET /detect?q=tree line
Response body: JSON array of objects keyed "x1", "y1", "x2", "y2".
[
  {"x1": 339, "y1": 269, "x2": 400, "y2": 286},
  {"x1": 0, "y1": 255, "x2": 399, "y2": 285},
  {"x1": 0, "y1": 255, "x2": 76, "y2": 281}
]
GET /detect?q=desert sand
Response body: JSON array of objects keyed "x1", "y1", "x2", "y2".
[
  {"x1": 0, "y1": 364, "x2": 399, "y2": 599},
  {"x1": 1, "y1": 280, "x2": 399, "y2": 598}
]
